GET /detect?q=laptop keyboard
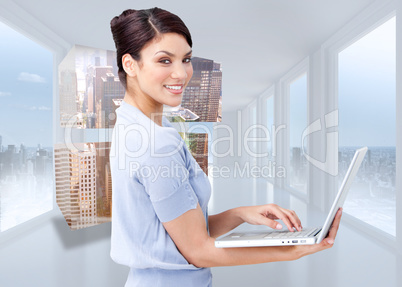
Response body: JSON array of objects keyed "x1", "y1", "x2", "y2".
[{"x1": 263, "y1": 227, "x2": 321, "y2": 239}]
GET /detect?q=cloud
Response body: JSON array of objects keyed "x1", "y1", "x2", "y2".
[
  {"x1": 18, "y1": 72, "x2": 47, "y2": 84},
  {"x1": 0, "y1": 91, "x2": 12, "y2": 97},
  {"x1": 28, "y1": 106, "x2": 52, "y2": 111},
  {"x1": 38, "y1": 106, "x2": 51, "y2": 111}
]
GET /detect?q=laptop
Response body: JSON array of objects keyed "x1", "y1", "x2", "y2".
[{"x1": 215, "y1": 146, "x2": 368, "y2": 248}]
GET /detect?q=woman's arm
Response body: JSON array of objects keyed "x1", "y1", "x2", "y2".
[
  {"x1": 208, "y1": 204, "x2": 302, "y2": 238},
  {"x1": 208, "y1": 208, "x2": 244, "y2": 238},
  {"x1": 163, "y1": 204, "x2": 342, "y2": 268}
]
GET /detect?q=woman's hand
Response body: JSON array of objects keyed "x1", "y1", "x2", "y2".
[
  {"x1": 294, "y1": 208, "x2": 343, "y2": 259},
  {"x1": 164, "y1": 205, "x2": 343, "y2": 267},
  {"x1": 236, "y1": 204, "x2": 303, "y2": 232}
]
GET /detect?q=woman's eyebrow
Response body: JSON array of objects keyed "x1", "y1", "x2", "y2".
[{"x1": 154, "y1": 50, "x2": 193, "y2": 57}]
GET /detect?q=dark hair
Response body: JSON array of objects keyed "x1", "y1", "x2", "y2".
[{"x1": 110, "y1": 7, "x2": 193, "y2": 88}]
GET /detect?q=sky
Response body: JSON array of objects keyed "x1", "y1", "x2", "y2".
[
  {"x1": 290, "y1": 73, "x2": 307, "y2": 148},
  {"x1": 338, "y1": 16, "x2": 396, "y2": 147},
  {"x1": 287, "y1": 16, "x2": 396, "y2": 148},
  {"x1": 0, "y1": 21, "x2": 53, "y2": 148}
]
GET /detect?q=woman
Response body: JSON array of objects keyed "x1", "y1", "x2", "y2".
[{"x1": 109, "y1": 7, "x2": 342, "y2": 287}]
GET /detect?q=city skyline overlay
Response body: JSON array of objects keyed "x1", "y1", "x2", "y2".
[
  {"x1": 59, "y1": 44, "x2": 223, "y2": 129},
  {"x1": 53, "y1": 132, "x2": 209, "y2": 230}
]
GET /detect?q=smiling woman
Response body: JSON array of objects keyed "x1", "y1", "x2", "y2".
[
  {"x1": 109, "y1": 7, "x2": 342, "y2": 287},
  {"x1": 121, "y1": 33, "x2": 193, "y2": 121},
  {"x1": 0, "y1": 20, "x2": 53, "y2": 232}
]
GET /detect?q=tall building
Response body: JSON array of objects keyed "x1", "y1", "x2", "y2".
[
  {"x1": 59, "y1": 46, "x2": 79, "y2": 127},
  {"x1": 100, "y1": 73, "x2": 125, "y2": 128},
  {"x1": 59, "y1": 45, "x2": 122, "y2": 129},
  {"x1": 35, "y1": 148, "x2": 47, "y2": 177},
  {"x1": 180, "y1": 133, "x2": 209, "y2": 175},
  {"x1": 181, "y1": 57, "x2": 222, "y2": 122},
  {"x1": 86, "y1": 65, "x2": 113, "y2": 128},
  {"x1": 107, "y1": 49, "x2": 119, "y2": 77},
  {"x1": 54, "y1": 143, "x2": 97, "y2": 230},
  {"x1": 3, "y1": 145, "x2": 18, "y2": 177},
  {"x1": 19, "y1": 144, "x2": 27, "y2": 173},
  {"x1": 105, "y1": 162, "x2": 112, "y2": 216},
  {"x1": 187, "y1": 133, "x2": 209, "y2": 175},
  {"x1": 211, "y1": 62, "x2": 223, "y2": 122},
  {"x1": 111, "y1": 99, "x2": 123, "y2": 128},
  {"x1": 87, "y1": 68, "x2": 125, "y2": 129},
  {"x1": 292, "y1": 147, "x2": 302, "y2": 174},
  {"x1": 59, "y1": 69, "x2": 78, "y2": 126}
]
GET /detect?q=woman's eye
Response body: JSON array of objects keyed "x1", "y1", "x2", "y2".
[
  {"x1": 159, "y1": 59, "x2": 171, "y2": 64},
  {"x1": 183, "y1": 57, "x2": 192, "y2": 63}
]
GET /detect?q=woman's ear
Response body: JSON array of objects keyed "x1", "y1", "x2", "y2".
[{"x1": 122, "y1": 54, "x2": 137, "y2": 77}]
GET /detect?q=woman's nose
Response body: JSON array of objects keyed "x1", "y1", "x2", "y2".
[{"x1": 171, "y1": 63, "x2": 187, "y2": 79}]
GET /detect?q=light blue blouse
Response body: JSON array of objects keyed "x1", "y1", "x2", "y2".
[{"x1": 110, "y1": 101, "x2": 212, "y2": 287}]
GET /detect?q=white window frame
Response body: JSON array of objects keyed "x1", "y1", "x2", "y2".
[
  {"x1": 245, "y1": 99, "x2": 258, "y2": 167},
  {"x1": 321, "y1": 0, "x2": 399, "y2": 249},
  {"x1": 0, "y1": 0, "x2": 69, "y2": 242},
  {"x1": 258, "y1": 86, "x2": 275, "y2": 184},
  {"x1": 279, "y1": 57, "x2": 310, "y2": 202}
]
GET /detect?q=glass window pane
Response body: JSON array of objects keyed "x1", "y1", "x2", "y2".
[
  {"x1": 266, "y1": 96, "x2": 274, "y2": 161},
  {"x1": 0, "y1": 21, "x2": 53, "y2": 232},
  {"x1": 338, "y1": 17, "x2": 396, "y2": 236},
  {"x1": 249, "y1": 105, "x2": 257, "y2": 164},
  {"x1": 289, "y1": 73, "x2": 308, "y2": 193}
]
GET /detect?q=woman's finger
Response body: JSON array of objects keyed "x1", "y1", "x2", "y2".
[
  {"x1": 327, "y1": 208, "x2": 342, "y2": 240},
  {"x1": 262, "y1": 204, "x2": 303, "y2": 232},
  {"x1": 274, "y1": 209, "x2": 298, "y2": 232},
  {"x1": 259, "y1": 215, "x2": 283, "y2": 230},
  {"x1": 280, "y1": 208, "x2": 302, "y2": 231}
]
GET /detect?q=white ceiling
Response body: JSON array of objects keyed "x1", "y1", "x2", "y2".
[{"x1": 13, "y1": 0, "x2": 376, "y2": 111}]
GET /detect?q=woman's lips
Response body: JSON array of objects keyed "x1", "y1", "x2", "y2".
[{"x1": 164, "y1": 85, "x2": 184, "y2": 94}]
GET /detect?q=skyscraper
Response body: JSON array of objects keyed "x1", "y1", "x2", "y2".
[
  {"x1": 59, "y1": 44, "x2": 123, "y2": 129},
  {"x1": 188, "y1": 133, "x2": 209, "y2": 175},
  {"x1": 35, "y1": 147, "x2": 48, "y2": 177},
  {"x1": 59, "y1": 46, "x2": 79, "y2": 127},
  {"x1": 105, "y1": 162, "x2": 112, "y2": 216},
  {"x1": 54, "y1": 143, "x2": 97, "y2": 230},
  {"x1": 181, "y1": 57, "x2": 222, "y2": 122},
  {"x1": 292, "y1": 147, "x2": 301, "y2": 172},
  {"x1": 87, "y1": 65, "x2": 113, "y2": 128},
  {"x1": 59, "y1": 69, "x2": 78, "y2": 126},
  {"x1": 111, "y1": 99, "x2": 123, "y2": 128},
  {"x1": 180, "y1": 133, "x2": 209, "y2": 175},
  {"x1": 211, "y1": 62, "x2": 222, "y2": 122},
  {"x1": 101, "y1": 73, "x2": 125, "y2": 128}
]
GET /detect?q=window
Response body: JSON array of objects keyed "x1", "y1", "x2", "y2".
[
  {"x1": 249, "y1": 103, "x2": 257, "y2": 166},
  {"x1": 0, "y1": 21, "x2": 53, "y2": 232},
  {"x1": 338, "y1": 16, "x2": 396, "y2": 236},
  {"x1": 289, "y1": 73, "x2": 308, "y2": 194},
  {"x1": 260, "y1": 90, "x2": 275, "y2": 180},
  {"x1": 265, "y1": 95, "x2": 274, "y2": 163}
]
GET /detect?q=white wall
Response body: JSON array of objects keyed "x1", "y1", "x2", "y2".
[{"x1": 0, "y1": 212, "x2": 128, "y2": 286}]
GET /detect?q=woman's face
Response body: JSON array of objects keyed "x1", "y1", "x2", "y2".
[{"x1": 131, "y1": 33, "x2": 193, "y2": 108}]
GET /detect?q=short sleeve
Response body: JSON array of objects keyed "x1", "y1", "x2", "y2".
[{"x1": 136, "y1": 149, "x2": 198, "y2": 223}]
